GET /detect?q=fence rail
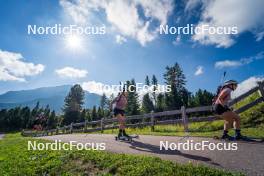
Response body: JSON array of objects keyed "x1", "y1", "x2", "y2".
[{"x1": 22, "y1": 81, "x2": 264, "y2": 137}]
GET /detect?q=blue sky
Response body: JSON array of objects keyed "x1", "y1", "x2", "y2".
[{"x1": 0, "y1": 0, "x2": 264, "y2": 95}]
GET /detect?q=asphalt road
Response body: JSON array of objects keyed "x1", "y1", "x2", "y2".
[
  {"x1": 0, "y1": 134, "x2": 4, "y2": 140},
  {"x1": 40, "y1": 134, "x2": 264, "y2": 176}
]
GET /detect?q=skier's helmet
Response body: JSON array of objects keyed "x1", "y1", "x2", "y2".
[{"x1": 223, "y1": 80, "x2": 238, "y2": 87}]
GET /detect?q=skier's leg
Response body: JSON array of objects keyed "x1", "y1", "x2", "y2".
[
  {"x1": 117, "y1": 114, "x2": 125, "y2": 137},
  {"x1": 221, "y1": 112, "x2": 233, "y2": 139},
  {"x1": 230, "y1": 112, "x2": 242, "y2": 139},
  {"x1": 121, "y1": 116, "x2": 130, "y2": 137}
]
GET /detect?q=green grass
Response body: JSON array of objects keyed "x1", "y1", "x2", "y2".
[
  {"x1": 0, "y1": 133, "x2": 243, "y2": 176},
  {"x1": 101, "y1": 121, "x2": 264, "y2": 138}
]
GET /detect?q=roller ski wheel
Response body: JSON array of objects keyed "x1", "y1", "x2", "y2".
[
  {"x1": 129, "y1": 134, "x2": 139, "y2": 139},
  {"x1": 115, "y1": 135, "x2": 132, "y2": 142}
]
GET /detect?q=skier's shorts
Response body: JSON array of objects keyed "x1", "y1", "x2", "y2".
[
  {"x1": 214, "y1": 104, "x2": 231, "y2": 115},
  {"x1": 114, "y1": 108, "x2": 125, "y2": 116}
]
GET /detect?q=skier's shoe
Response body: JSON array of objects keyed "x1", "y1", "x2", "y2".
[
  {"x1": 123, "y1": 131, "x2": 131, "y2": 138},
  {"x1": 117, "y1": 130, "x2": 122, "y2": 138},
  {"x1": 221, "y1": 134, "x2": 234, "y2": 140},
  {"x1": 234, "y1": 134, "x2": 243, "y2": 140}
]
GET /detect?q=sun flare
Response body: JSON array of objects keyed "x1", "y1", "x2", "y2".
[{"x1": 65, "y1": 34, "x2": 83, "y2": 50}]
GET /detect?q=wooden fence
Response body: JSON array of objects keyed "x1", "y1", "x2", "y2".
[{"x1": 22, "y1": 81, "x2": 264, "y2": 137}]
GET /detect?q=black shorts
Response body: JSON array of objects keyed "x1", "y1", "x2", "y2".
[
  {"x1": 214, "y1": 104, "x2": 231, "y2": 115},
  {"x1": 114, "y1": 108, "x2": 125, "y2": 116}
]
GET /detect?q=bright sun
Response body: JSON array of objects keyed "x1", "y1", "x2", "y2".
[{"x1": 65, "y1": 34, "x2": 83, "y2": 50}]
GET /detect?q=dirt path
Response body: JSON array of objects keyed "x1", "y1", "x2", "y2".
[{"x1": 40, "y1": 134, "x2": 264, "y2": 176}]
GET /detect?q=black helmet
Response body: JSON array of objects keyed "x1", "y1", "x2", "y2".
[{"x1": 223, "y1": 80, "x2": 238, "y2": 87}]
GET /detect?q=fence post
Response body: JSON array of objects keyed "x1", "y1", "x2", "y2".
[
  {"x1": 258, "y1": 81, "x2": 264, "y2": 99},
  {"x1": 181, "y1": 106, "x2": 188, "y2": 132},
  {"x1": 70, "y1": 123, "x2": 73, "y2": 134},
  {"x1": 101, "y1": 118, "x2": 104, "y2": 133},
  {"x1": 56, "y1": 127, "x2": 59, "y2": 135},
  {"x1": 150, "y1": 110, "x2": 155, "y2": 132}
]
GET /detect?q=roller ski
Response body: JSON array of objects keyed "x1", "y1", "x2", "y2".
[
  {"x1": 115, "y1": 129, "x2": 138, "y2": 142},
  {"x1": 213, "y1": 134, "x2": 264, "y2": 143},
  {"x1": 115, "y1": 135, "x2": 132, "y2": 142}
]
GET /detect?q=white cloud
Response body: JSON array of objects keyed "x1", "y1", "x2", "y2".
[
  {"x1": 172, "y1": 35, "x2": 181, "y2": 45},
  {"x1": 191, "y1": 0, "x2": 264, "y2": 48},
  {"x1": 185, "y1": 0, "x2": 201, "y2": 12},
  {"x1": 215, "y1": 60, "x2": 242, "y2": 69},
  {"x1": 0, "y1": 49, "x2": 45, "y2": 82},
  {"x1": 256, "y1": 31, "x2": 264, "y2": 41},
  {"x1": 60, "y1": 0, "x2": 174, "y2": 46},
  {"x1": 194, "y1": 65, "x2": 203, "y2": 76},
  {"x1": 55, "y1": 67, "x2": 87, "y2": 79},
  {"x1": 60, "y1": 0, "x2": 99, "y2": 24},
  {"x1": 215, "y1": 51, "x2": 264, "y2": 69},
  {"x1": 115, "y1": 35, "x2": 127, "y2": 44},
  {"x1": 232, "y1": 76, "x2": 264, "y2": 98}
]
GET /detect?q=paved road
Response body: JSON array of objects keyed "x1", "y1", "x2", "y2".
[
  {"x1": 40, "y1": 134, "x2": 264, "y2": 176},
  {"x1": 0, "y1": 134, "x2": 4, "y2": 140}
]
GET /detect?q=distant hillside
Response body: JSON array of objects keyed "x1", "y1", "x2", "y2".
[{"x1": 0, "y1": 85, "x2": 101, "y2": 113}]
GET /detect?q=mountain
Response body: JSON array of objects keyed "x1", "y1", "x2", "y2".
[{"x1": 0, "y1": 85, "x2": 101, "y2": 113}]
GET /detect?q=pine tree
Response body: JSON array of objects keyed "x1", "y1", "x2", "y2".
[
  {"x1": 47, "y1": 110, "x2": 56, "y2": 129},
  {"x1": 125, "y1": 79, "x2": 140, "y2": 115},
  {"x1": 63, "y1": 84, "x2": 85, "y2": 125},
  {"x1": 0, "y1": 109, "x2": 7, "y2": 130},
  {"x1": 142, "y1": 93, "x2": 154, "y2": 113},
  {"x1": 100, "y1": 93, "x2": 107, "y2": 109},
  {"x1": 43, "y1": 105, "x2": 51, "y2": 128},
  {"x1": 145, "y1": 75, "x2": 150, "y2": 86},
  {"x1": 100, "y1": 93, "x2": 107, "y2": 117},
  {"x1": 190, "y1": 89, "x2": 214, "y2": 106},
  {"x1": 108, "y1": 93, "x2": 114, "y2": 110},
  {"x1": 156, "y1": 93, "x2": 165, "y2": 112},
  {"x1": 151, "y1": 75, "x2": 158, "y2": 109},
  {"x1": 86, "y1": 109, "x2": 92, "y2": 121},
  {"x1": 79, "y1": 109, "x2": 86, "y2": 122},
  {"x1": 30, "y1": 102, "x2": 40, "y2": 128},
  {"x1": 91, "y1": 106, "x2": 97, "y2": 121},
  {"x1": 163, "y1": 63, "x2": 187, "y2": 110},
  {"x1": 142, "y1": 76, "x2": 154, "y2": 113},
  {"x1": 97, "y1": 107, "x2": 103, "y2": 119},
  {"x1": 20, "y1": 107, "x2": 31, "y2": 129}
]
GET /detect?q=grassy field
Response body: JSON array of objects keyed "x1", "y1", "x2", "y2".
[
  {"x1": 101, "y1": 121, "x2": 264, "y2": 138},
  {"x1": 0, "y1": 133, "x2": 244, "y2": 176}
]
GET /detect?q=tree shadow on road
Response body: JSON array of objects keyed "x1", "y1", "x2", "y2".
[{"x1": 129, "y1": 140, "x2": 221, "y2": 167}]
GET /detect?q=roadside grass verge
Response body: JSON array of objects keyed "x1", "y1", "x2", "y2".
[
  {"x1": 0, "y1": 133, "x2": 243, "y2": 176},
  {"x1": 101, "y1": 95, "x2": 264, "y2": 138},
  {"x1": 101, "y1": 121, "x2": 264, "y2": 138}
]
